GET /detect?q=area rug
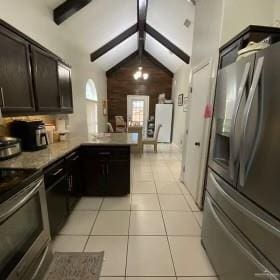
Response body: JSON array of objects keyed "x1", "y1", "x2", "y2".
[{"x1": 44, "y1": 252, "x2": 104, "y2": 280}]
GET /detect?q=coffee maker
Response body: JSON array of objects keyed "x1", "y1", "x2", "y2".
[{"x1": 10, "y1": 120, "x2": 48, "y2": 151}]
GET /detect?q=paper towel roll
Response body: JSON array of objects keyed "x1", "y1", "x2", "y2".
[{"x1": 56, "y1": 119, "x2": 66, "y2": 133}]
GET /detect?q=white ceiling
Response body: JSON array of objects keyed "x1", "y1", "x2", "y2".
[
  {"x1": 94, "y1": 33, "x2": 138, "y2": 71},
  {"x1": 44, "y1": 0, "x2": 194, "y2": 73}
]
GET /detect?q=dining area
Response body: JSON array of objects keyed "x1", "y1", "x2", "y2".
[{"x1": 106, "y1": 115, "x2": 162, "y2": 154}]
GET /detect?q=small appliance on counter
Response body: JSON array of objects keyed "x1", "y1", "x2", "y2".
[
  {"x1": 0, "y1": 136, "x2": 22, "y2": 160},
  {"x1": 10, "y1": 120, "x2": 48, "y2": 151}
]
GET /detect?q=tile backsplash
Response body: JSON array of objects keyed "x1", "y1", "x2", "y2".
[{"x1": 0, "y1": 114, "x2": 69, "y2": 136}]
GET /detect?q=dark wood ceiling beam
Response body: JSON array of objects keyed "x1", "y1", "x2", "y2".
[
  {"x1": 54, "y1": 0, "x2": 92, "y2": 25},
  {"x1": 90, "y1": 24, "x2": 138, "y2": 62},
  {"x1": 137, "y1": 0, "x2": 148, "y2": 62},
  {"x1": 145, "y1": 24, "x2": 190, "y2": 64}
]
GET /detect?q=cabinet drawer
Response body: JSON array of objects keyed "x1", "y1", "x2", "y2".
[
  {"x1": 80, "y1": 146, "x2": 130, "y2": 160},
  {"x1": 206, "y1": 170, "x2": 280, "y2": 269},
  {"x1": 44, "y1": 159, "x2": 65, "y2": 188},
  {"x1": 202, "y1": 194, "x2": 279, "y2": 279}
]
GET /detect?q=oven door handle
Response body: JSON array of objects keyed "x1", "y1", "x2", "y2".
[
  {"x1": 30, "y1": 245, "x2": 50, "y2": 280},
  {"x1": 0, "y1": 178, "x2": 43, "y2": 223}
]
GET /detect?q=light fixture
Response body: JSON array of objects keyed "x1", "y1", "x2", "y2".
[{"x1": 133, "y1": 66, "x2": 149, "y2": 80}]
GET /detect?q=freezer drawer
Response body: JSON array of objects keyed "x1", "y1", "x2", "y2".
[
  {"x1": 202, "y1": 194, "x2": 279, "y2": 280},
  {"x1": 206, "y1": 169, "x2": 280, "y2": 270}
]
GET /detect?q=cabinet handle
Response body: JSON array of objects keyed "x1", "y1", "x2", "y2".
[
  {"x1": 51, "y1": 168, "x2": 63, "y2": 176},
  {"x1": 0, "y1": 87, "x2": 5, "y2": 107},
  {"x1": 101, "y1": 164, "x2": 105, "y2": 176},
  {"x1": 70, "y1": 155, "x2": 79, "y2": 161},
  {"x1": 106, "y1": 164, "x2": 109, "y2": 176},
  {"x1": 61, "y1": 95, "x2": 64, "y2": 106}
]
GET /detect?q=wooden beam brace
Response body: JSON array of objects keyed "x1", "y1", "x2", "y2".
[
  {"x1": 54, "y1": 0, "x2": 92, "y2": 25},
  {"x1": 137, "y1": 0, "x2": 148, "y2": 62},
  {"x1": 90, "y1": 24, "x2": 138, "y2": 62},
  {"x1": 145, "y1": 24, "x2": 190, "y2": 64}
]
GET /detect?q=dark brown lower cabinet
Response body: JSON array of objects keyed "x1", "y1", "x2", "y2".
[{"x1": 80, "y1": 146, "x2": 130, "y2": 196}]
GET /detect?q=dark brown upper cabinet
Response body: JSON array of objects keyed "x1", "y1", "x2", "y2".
[
  {"x1": 0, "y1": 26, "x2": 35, "y2": 115},
  {"x1": 31, "y1": 46, "x2": 61, "y2": 112},
  {"x1": 58, "y1": 62, "x2": 73, "y2": 113}
]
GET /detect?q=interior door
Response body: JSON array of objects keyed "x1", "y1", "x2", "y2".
[
  {"x1": 238, "y1": 42, "x2": 280, "y2": 221},
  {"x1": 184, "y1": 61, "x2": 212, "y2": 202},
  {"x1": 127, "y1": 95, "x2": 149, "y2": 132}
]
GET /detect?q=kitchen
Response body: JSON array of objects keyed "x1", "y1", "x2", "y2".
[{"x1": 1, "y1": 1, "x2": 280, "y2": 280}]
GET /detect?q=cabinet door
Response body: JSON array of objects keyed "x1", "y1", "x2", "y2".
[
  {"x1": 58, "y1": 62, "x2": 73, "y2": 112},
  {"x1": 82, "y1": 158, "x2": 107, "y2": 196},
  {"x1": 0, "y1": 26, "x2": 35, "y2": 114},
  {"x1": 46, "y1": 176, "x2": 68, "y2": 237},
  {"x1": 31, "y1": 46, "x2": 60, "y2": 112},
  {"x1": 107, "y1": 160, "x2": 130, "y2": 195}
]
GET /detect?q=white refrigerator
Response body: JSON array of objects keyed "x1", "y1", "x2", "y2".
[{"x1": 155, "y1": 104, "x2": 173, "y2": 143}]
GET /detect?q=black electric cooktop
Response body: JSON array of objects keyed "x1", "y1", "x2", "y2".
[{"x1": 0, "y1": 168, "x2": 41, "y2": 203}]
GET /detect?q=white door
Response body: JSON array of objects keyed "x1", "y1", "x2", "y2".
[
  {"x1": 127, "y1": 95, "x2": 149, "y2": 131},
  {"x1": 184, "y1": 60, "x2": 212, "y2": 204}
]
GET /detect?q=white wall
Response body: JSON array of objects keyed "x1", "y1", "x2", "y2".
[
  {"x1": 0, "y1": 0, "x2": 107, "y2": 137},
  {"x1": 171, "y1": 64, "x2": 190, "y2": 149},
  {"x1": 273, "y1": 0, "x2": 280, "y2": 26},
  {"x1": 221, "y1": 0, "x2": 275, "y2": 45}
]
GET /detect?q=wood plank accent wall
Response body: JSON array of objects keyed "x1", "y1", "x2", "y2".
[{"x1": 107, "y1": 54, "x2": 173, "y2": 128}]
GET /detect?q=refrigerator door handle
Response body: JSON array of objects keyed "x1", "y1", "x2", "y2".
[
  {"x1": 229, "y1": 62, "x2": 251, "y2": 180},
  {"x1": 239, "y1": 57, "x2": 264, "y2": 187},
  {"x1": 209, "y1": 172, "x2": 280, "y2": 236}
]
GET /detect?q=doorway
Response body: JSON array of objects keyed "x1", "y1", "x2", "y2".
[
  {"x1": 183, "y1": 60, "x2": 213, "y2": 207},
  {"x1": 127, "y1": 95, "x2": 149, "y2": 132}
]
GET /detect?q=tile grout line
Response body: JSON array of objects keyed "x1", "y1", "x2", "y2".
[
  {"x1": 152, "y1": 159, "x2": 177, "y2": 278},
  {"x1": 82, "y1": 198, "x2": 104, "y2": 252},
  {"x1": 124, "y1": 164, "x2": 133, "y2": 277}
]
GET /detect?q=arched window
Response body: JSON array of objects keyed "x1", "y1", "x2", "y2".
[
  {"x1": 86, "y1": 79, "x2": 98, "y2": 134},
  {"x1": 86, "y1": 79, "x2": 98, "y2": 101}
]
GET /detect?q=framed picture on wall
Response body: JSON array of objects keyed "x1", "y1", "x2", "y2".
[{"x1": 178, "y1": 94, "x2": 183, "y2": 106}]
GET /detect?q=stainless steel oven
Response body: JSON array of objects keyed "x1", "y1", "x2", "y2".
[{"x1": 0, "y1": 175, "x2": 51, "y2": 280}]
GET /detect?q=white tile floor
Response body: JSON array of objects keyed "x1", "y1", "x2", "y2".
[{"x1": 52, "y1": 144, "x2": 217, "y2": 279}]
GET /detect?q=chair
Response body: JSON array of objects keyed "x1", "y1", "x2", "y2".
[
  {"x1": 128, "y1": 126, "x2": 143, "y2": 154},
  {"x1": 142, "y1": 124, "x2": 162, "y2": 153},
  {"x1": 106, "y1": 122, "x2": 114, "y2": 133},
  {"x1": 115, "y1": 116, "x2": 126, "y2": 132}
]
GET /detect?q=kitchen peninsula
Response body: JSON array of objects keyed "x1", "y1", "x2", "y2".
[{"x1": 0, "y1": 133, "x2": 138, "y2": 236}]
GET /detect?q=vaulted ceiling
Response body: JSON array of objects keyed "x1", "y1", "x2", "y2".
[{"x1": 45, "y1": 0, "x2": 195, "y2": 73}]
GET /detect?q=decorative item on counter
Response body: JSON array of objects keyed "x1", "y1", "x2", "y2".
[
  {"x1": 158, "y1": 93, "x2": 166, "y2": 104},
  {"x1": 59, "y1": 133, "x2": 67, "y2": 142},
  {"x1": 45, "y1": 124, "x2": 55, "y2": 144},
  {"x1": 178, "y1": 94, "x2": 184, "y2": 106}
]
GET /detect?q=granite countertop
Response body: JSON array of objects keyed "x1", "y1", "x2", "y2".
[{"x1": 0, "y1": 133, "x2": 138, "y2": 170}]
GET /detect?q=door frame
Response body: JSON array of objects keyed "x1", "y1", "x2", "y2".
[
  {"x1": 127, "y1": 95, "x2": 149, "y2": 131},
  {"x1": 183, "y1": 58, "x2": 215, "y2": 207}
]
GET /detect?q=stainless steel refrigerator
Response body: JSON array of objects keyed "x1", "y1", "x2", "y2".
[{"x1": 202, "y1": 42, "x2": 280, "y2": 279}]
